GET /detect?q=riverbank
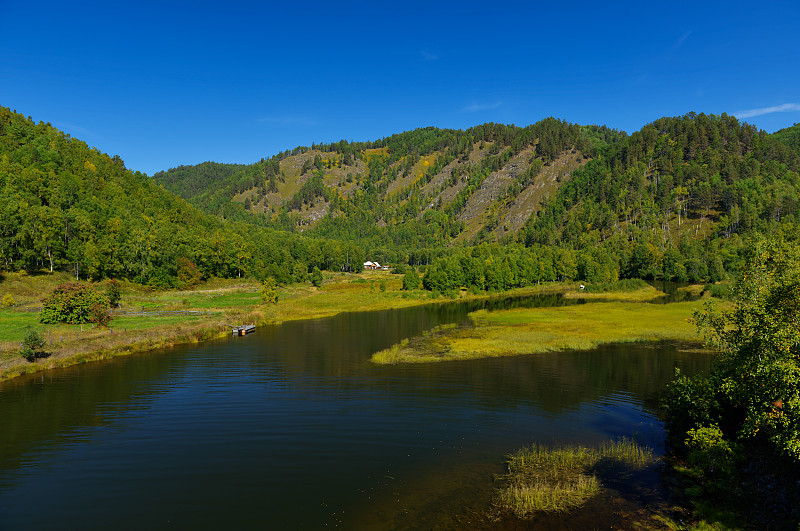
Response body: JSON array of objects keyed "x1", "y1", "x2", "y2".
[
  {"x1": 372, "y1": 292, "x2": 709, "y2": 364},
  {"x1": 0, "y1": 271, "x2": 572, "y2": 382}
]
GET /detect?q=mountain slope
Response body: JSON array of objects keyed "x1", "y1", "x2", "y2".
[
  {"x1": 773, "y1": 122, "x2": 800, "y2": 152},
  {"x1": 0, "y1": 106, "x2": 366, "y2": 284},
  {"x1": 154, "y1": 120, "x2": 621, "y2": 247}
]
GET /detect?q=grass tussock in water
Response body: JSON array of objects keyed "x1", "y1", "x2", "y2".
[
  {"x1": 582, "y1": 278, "x2": 650, "y2": 293},
  {"x1": 372, "y1": 300, "x2": 702, "y2": 363},
  {"x1": 496, "y1": 438, "x2": 655, "y2": 516}
]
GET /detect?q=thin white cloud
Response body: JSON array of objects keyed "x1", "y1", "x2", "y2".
[
  {"x1": 671, "y1": 31, "x2": 692, "y2": 51},
  {"x1": 734, "y1": 103, "x2": 800, "y2": 119},
  {"x1": 461, "y1": 101, "x2": 503, "y2": 113},
  {"x1": 256, "y1": 116, "x2": 317, "y2": 127},
  {"x1": 54, "y1": 121, "x2": 100, "y2": 139},
  {"x1": 420, "y1": 50, "x2": 438, "y2": 61}
]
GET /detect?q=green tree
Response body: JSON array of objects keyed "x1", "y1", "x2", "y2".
[
  {"x1": 105, "y1": 279, "x2": 122, "y2": 307},
  {"x1": 40, "y1": 282, "x2": 111, "y2": 325},
  {"x1": 177, "y1": 257, "x2": 202, "y2": 288},
  {"x1": 310, "y1": 267, "x2": 323, "y2": 288},
  {"x1": 260, "y1": 277, "x2": 278, "y2": 304},
  {"x1": 666, "y1": 235, "x2": 800, "y2": 461},
  {"x1": 20, "y1": 327, "x2": 46, "y2": 362},
  {"x1": 402, "y1": 268, "x2": 422, "y2": 290}
]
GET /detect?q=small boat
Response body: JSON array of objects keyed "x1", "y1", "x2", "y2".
[{"x1": 231, "y1": 324, "x2": 256, "y2": 336}]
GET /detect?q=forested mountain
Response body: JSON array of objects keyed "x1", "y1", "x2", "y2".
[
  {"x1": 154, "y1": 120, "x2": 622, "y2": 248},
  {"x1": 0, "y1": 106, "x2": 366, "y2": 286},
  {"x1": 154, "y1": 113, "x2": 800, "y2": 285},
  {"x1": 773, "y1": 122, "x2": 800, "y2": 152},
  {"x1": 4, "y1": 105, "x2": 800, "y2": 289}
]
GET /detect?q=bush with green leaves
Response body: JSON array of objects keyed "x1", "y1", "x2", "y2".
[
  {"x1": 310, "y1": 267, "x2": 323, "y2": 288},
  {"x1": 684, "y1": 425, "x2": 742, "y2": 495},
  {"x1": 665, "y1": 235, "x2": 800, "y2": 461},
  {"x1": 105, "y1": 279, "x2": 122, "y2": 307},
  {"x1": 260, "y1": 277, "x2": 278, "y2": 304},
  {"x1": 20, "y1": 328, "x2": 45, "y2": 362},
  {"x1": 177, "y1": 257, "x2": 202, "y2": 289},
  {"x1": 402, "y1": 268, "x2": 421, "y2": 290},
  {"x1": 40, "y1": 282, "x2": 111, "y2": 325}
]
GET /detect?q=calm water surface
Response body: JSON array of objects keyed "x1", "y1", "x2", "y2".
[{"x1": 0, "y1": 295, "x2": 712, "y2": 529}]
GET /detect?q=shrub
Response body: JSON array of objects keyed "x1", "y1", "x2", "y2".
[
  {"x1": 105, "y1": 279, "x2": 122, "y2": 307},
  {"x1": 2, "y1": 293, "x2": 14, "y2": 307},
  {"x1": 260, "y1": 277, "x2": 279, "y2": 304},
  {"x1": 582, "y1": 278, "x2": 648, "y2": 293},
  {"x1": 177, "y1": 257, "x2": 202, "y2": 289},
  {"x1": 310, "y1": 267, "x2": 323, "y2": 288},
  {"x1": 40, "y1": 282, "x2": 111, "y2": 324},
  {"x1": 702, "y1": 282, "x2": 730, "y2": 299},
  {"x1": 402, "y1": 268, "x2": 422, "y2": 291},
  {"x1": 685, "y1": 426, "x2": 741, "y2": 478},
  {"x1": 20, "y1": 328, "x2": 45, "y2": 362},
  {"x1": 662, "y1": 371, "x2": 722, "y2": 439}
]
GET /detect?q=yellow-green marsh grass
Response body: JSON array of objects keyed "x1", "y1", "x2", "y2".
[
  {"x1": 372, "y1": 299, "x2": 702, "y2": 363},
  {"x1": 0, "y1": 270, "x2": 568, "y2": 382},
  {"x1": 564, "y1": 285, "x2": 665, "y2": 301},
  {"x1": 496, "y1": 438, "x2": 655, "y2": 515}
]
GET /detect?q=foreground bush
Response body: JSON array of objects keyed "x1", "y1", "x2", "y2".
[
  {"x1": 40, "y1": 283, "x2": 111, "y2": 325},
  {"x1": 663, "y1": 234, "x2": 800, "y2": 527},
  {"x1": 20, "y1": 328, "x2": 45, "y2": 362}
]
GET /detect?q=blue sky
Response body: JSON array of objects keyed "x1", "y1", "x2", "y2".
[{"x1": 2, "y1": 0, "x2": 799, "y2": 175}]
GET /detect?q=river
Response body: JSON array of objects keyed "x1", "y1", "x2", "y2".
[{"x1": 0, "y1": 295, "x2": 712, "y2": 529}]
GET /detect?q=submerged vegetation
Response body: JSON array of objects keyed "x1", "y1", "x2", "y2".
[{"x1": 496, "y1": 438, "x2": 655, "y2": 515}]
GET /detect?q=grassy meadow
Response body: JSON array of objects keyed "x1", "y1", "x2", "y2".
[
  {"x1": 0, "y1": 270, "x2": 571, "y2": 381},
  {"x1": 372, "y1": 296, "x2": 708, "y2": 364}
]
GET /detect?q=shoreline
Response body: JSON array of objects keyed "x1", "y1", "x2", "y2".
[
  {"x1": 372, "y1": 290, "x2": 709, "y2": 364},
  {"x1": 0, "y1": 275, "x2": 573, "y2": 383}
]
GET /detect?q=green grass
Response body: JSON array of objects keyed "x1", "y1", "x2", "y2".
[
  {"x1": 496, "y1": 438, "x2": 656, "y2": 515},
  {"x1": 0, "y1": 270, "x2": 571, "y2": 382},
  {"x1": 581, "y1": 278, "x2": 650, "y2": 293},
  {"x1": 373, "y1": 299, "x2": 704, "y2": 363}
]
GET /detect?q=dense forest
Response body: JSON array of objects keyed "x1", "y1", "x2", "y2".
[
  {"x1": 3, "y1": 105, "x2": 800, "y2": 288},
  {"x1": 0, "y1": 107, "x2": 366, "y2": 286},
  {"x1": 773, "y1": 122, "x2": 800, "y2": 152}
]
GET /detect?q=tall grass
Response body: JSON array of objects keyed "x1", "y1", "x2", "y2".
[
  {"x1": 496, "y1": 438, "x2": 655, "y2": 515},
  {"x1": 373, "y1": 300, "x2": 702, "y2": 364},
  {"x1": 582, "y1": 278, "x2": 649, "y2": 293}
]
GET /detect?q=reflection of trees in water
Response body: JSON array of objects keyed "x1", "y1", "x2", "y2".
[
  {"x1": 0, "y1": 343, "x2": 194, "y2": 473},
  {"x1": 0, "y1": 294, "x2": 713, "y2": 481},
  {"x1": 257, "y1": 300, "x2": 713, "y2": 414}
]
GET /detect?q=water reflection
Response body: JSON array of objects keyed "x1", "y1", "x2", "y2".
[{"x1": 0, "y1": 294, "x2": 713, "y2": 529}]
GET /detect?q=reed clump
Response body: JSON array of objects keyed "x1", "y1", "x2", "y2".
[{"x1": 496, "y1": 438, "x2": 655, "y2": 515}]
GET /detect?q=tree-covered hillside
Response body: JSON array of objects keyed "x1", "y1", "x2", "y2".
[
  {"x1": 773, "y1": 122, "x2": 800, "y2": 152},
  {"x1": 152, "y1": 113, "x2": 800, "y2": 286},
  {"x1": 154, "y1": 120, "x2": 623, "y2": 248},
  {"x1": 0, "y1": 106, "x2": 366, "y2": 285},
  {"x1": 4, "y1": 105, "x2": 800, "y2": 289},
  {"x1": 516, "y1": 113, "x2": 800, "y2": 280}
]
